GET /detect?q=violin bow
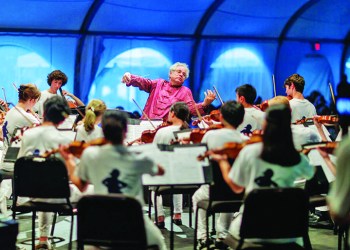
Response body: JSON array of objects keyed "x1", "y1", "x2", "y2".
[
  {"x1": 12, "y1": 83, "x2": 19, "y2": 93},
  {"x1": 328, "y1": 82, "x2": 336, "y2": 105},
  {"x1": 272, "y1": 74, "x2": 276, "y2": 97},
  {"x1": 213, "y1": 85, "x2": 224, "y2": 105},
  {"x1": 132, "y1": 98, "x2": 156, "y2": 129}
]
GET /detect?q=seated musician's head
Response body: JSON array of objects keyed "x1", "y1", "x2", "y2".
[
  {"x1": 235, "y1": 84, "x2": 257, "y2": 105},
  {"x1": 262, "y1": 104, "x2": 299, "y2": 166},
  {"x1": 43, "y1": 96, "x2": 70, "y2": 125},
  {"x1": 84, "y1": 99, "x2": 107, "y2": 132},
  {"x1": 102, "y1": 110, "x2": 128, "y2": 145},
  {"x1": 267, "y1": 96, "x2": 291, "y2": 108},
  {"x1": 18, "y1": 84, "x2": 41, "y2": 108},
  {"x1": 284, "y1": 73, "x2": 305, "y2": 95},
  {"x1": 169, "y1": 102, "x2": 190, "y2": 122},
  {"x1": 220, "y1": 100, "x2": 244, "y2": 129}
]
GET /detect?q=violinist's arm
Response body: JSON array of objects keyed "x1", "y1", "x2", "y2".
[
  {"x1": 316, "y1": 147, "x2": 336, "y2": 176},
  {"x1": 58, "y1": 145, "x2": 89, "y2": 192},
  {"x1": 62, "y1": 90, "x2": 85, "y2": 106},
  {"x1": 313, "y1": 116, "x2": 328, "y2": 142},
  {"x1": 210, "y1": 153, "x2": 244, "y2": 193}
]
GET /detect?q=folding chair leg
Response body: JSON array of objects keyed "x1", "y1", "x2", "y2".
[
  {"x1": 189, "y1": 195, "x2": 192, "y2": 228},
  {"x1": 211, "y1": 213, "x2": 216, "y2": 236},
  {"x1": 154, "y1": 192, "x2": 158, "y2": 224},
  {"x1": 194, "y1": 206, "x2": 199, "y2": 250},
  {"x1": 148, "y1": 188, "x2": 152, "y2": 219},
  {"x1": 50, "y1": 212, "x2": 57, "y2": 236},
  {"x1": 32, "y1": 211, "x2": 36, "y2": 250},
  {"x1": 68, "y1": 214, "x2": 74, "y2": 250},
  {"x1": 206, "y1": 210, "x2": 210, "y2": 250}
]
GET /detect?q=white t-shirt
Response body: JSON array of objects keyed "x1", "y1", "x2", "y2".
[
  {"x1": 33, "y1": 90, "x2": 56, "y2": 118},
  {"x1": 236, "y1": 108, "x2": 265, "y2": 135},
  {"x1": 153, "y1": 125, "x2": 181, "y2": 144},
  {"x1": 291, "y1": 124, "x2": 322, "y2": 151},
  {"x1": 201, "y1": 128, "x2": 247, "y2": 150},
  {"x1": 289, "y1": 98, "x2": 317, "y2": 123},
  {"x1": 75, "y1": 124, "x2": 103, "y2": 142},
  {"x1": 228, "y1": 142, "x2": 314, "y2": 242},
  {"x1": 2, "y1": 106, "x2": 39, "y2": 145},
  {"x1": 78, "y1": 144, "x2": 157, "y2": 204},
  {"x1": 18, "y1": 125, "x2": 73, "y2": 158}
]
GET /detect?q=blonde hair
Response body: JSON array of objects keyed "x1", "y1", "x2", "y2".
[
  {"x1": 268, "y1": 96, "x2": 290, "y2": 108},
  {"x1": 84, "y1": 99, "x2": 107, "y2": 132}
]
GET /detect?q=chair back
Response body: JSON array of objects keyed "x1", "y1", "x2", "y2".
[
  {"x1": 209, "y1": 160, "x2": 244, "y2": 202},
  {"x1": 240, "y1": 188, "x2": 309, "y2": 240},
  {"x1": 77, "y1": 194, "x2": 148, "y2": 250},
  {"x1": 13, "y1": 156, "x2": 71, "y2": 199}
]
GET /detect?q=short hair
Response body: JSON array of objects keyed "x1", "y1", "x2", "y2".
[
  {"x1": 170, "y1": 102, "x2": 190, "y2": 121},
  {"x1": 284, "y1": 73, "x2": 305, "y2": 93},
  {"x1": 18, "y1": 84, "x2": 41, "y2": 102},
  {"x1": 84, "y1": 99, "x2": 107, "y2": 132},
  {"x1": 102, "y1": 110, "x2": 128, "y2": 145},
  {"x1": 220, "y1": 100, "x2": 245, "y2": 128},
  {"x1": 235, "y1": 84, "x2": 257, "y2": 104},
  {"x1": 47, "y1": 70, "x2": 68, "y2": 86},
  {"x1": 267, "y1": 96, "x2": 290, "y2": 108},
  {"x1": 169, "y1": 62, "x2": 190, "y2": 79},
  {"x1": 43, "y1": 96, "x2": 70, "y2": 125}
]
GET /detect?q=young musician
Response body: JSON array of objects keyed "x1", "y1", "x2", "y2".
[
  {"x1": 235, "y1": 84, "x2": 264, "y2": 136},
  {"x1": 284, "y1": 73, "x2": 317, "y2": 123},
  {"x1": 152, "y1": 102, "x2": 190, "y2": 228},
  {"x1": 59, "y1": 110, "x2": 167, "y2": 250},
  {"x1": 75, "y1": 99, "x2": 106, "y2": 142},
  {"x1": 2, "y1": 84, "x2": 41, "y2": 147},
  {"x1": 33, "y1": 70, "x2": 84, "y2": 117},
  {"x1": 17, "y1": 96, "x2": 75, "y2": 250},
  {"x1": 211, "y1": 104, "x2": 314, "y2": 245},
  {"x1": 192, "y1": 100, "x2": 247, "y2": 248}
]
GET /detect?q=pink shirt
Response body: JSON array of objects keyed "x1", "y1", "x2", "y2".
[{"x1": 127, "y1": 75, "x2": 206, "y2": 119}]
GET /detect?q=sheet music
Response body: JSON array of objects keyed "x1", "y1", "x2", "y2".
[
  {"x1": 57, "y1": 114, "x2": 78, "y2": 130},
  {"x1": 141, "y1": 145, "x2": 206, "y2": 185},
  {"x1": 307, "y1": 149, "x2": 336, "y2": 183},
  {"x1": 126, "y1": 120, "x2": 164, "y2": 142}
]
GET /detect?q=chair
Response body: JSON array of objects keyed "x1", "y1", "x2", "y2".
[
  {"x1": 231, "y1": 187, "x2": 312, "y2": 250},
  {"x1": 338, "y1": 224, "x2": 349, "y2": 250},
  {"x1": 12, "y1": 156, "x2": 74, "y2": 250},
  {"x1": 194, "y1": 160, "x2": 243, "y2": 249},
  {"x1": 0, "y1": 219, "x2": 19, "y2": 250},
  {"x1": 77, "y1": 194, "x2": 156, "y2": 250}
]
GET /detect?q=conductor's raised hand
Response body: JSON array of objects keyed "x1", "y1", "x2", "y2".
[
  {"x1": 203, "y1": 90, "x2": 216, "y2": 106},
  {"x1": 121, "y1": 72, "x2": 131, "y2": 84}
]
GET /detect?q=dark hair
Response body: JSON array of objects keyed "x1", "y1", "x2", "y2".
[
  {"x1": 102, "y1": 110, "x2": 128, "y2": 145},
  {"x1": 284, "y1": 73, "x2": 305, "y2": 93},
  {"x1": 43, "y1": 96, "x2": 70, "y2": 125},
  {"x1": 170, "y1": 102, "x2": 190, "y2": 121},
  {"x1": 47, "y1": 70, "x2": 68, "y2": 86},
  {"x1": 235, "y1": 84, "x2": 257, "y2": 104},
  {"x1": 18, "y1": 84, "x2": 41, "y2": 102},
  {"x1": 261, "y1": 104, "x2": 300, "y2": 166},
  {"x1": 220, "y1": 100, "x2": 244, "y2": 128}
]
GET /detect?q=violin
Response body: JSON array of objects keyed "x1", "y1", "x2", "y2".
[
  {"x1": 255, "y1": 100, "x2": 269, "y2": 112},
  {"x1": 294, "y1": 115, "x2": 339, "y2": 125},
  {"x1": 197, "y1": 142, "x2": 244, "y2": 161},
  {"x1": 301, "y1": 141, "x2": 338, "y2": 155},
  {"x1": 189, "y1": 123, "x2": 224, "y2": 143},
  {"x1": 197, "y1": 132, "x2": 263, "y2": 161},
  {"x1": 43, "y1": 138, "x2": 107, "y2": 158},
  {"x1": 127, "y1": 121, "x2": 172, "y2": 146},
  {"x1": 192, "y1": 109, "x2": 221, "y2": 126}
]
